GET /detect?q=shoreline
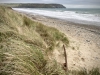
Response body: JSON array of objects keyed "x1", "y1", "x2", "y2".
[
  {"x1": 13, "y1": 8, "x2": 100, "y2": 26},
  {"x1": 16, "y1": 11, "x2": 100, "y2": 70},
  {"x1": 19, "y1": 11, "x2": 100, "y2": 31}
]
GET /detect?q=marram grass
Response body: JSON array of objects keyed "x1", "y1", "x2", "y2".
[{"x1": 0, "y1": 6, "x2": 99, "y2": 75}]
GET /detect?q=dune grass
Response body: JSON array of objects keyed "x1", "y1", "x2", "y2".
[
  {"x1": 0, "y1": 6, "x2": 69, "y2": 75},
  {"x1": 0, "y1": 6, "x2": 99, "y2": 75}
]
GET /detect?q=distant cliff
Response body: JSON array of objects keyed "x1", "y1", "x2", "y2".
[{"x1": 0, "y1": 3, "x2": 66, "y2": 8}]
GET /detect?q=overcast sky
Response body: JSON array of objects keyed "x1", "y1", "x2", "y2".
[{"x1": 0, "y1": 0, "x2": 100, "y2": 8}]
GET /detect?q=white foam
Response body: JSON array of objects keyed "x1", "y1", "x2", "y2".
[{"x1": 13, "y1": 8, "x2": 100, "y2": 25}]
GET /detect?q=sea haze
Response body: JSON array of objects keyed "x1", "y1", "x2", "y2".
[{"x1": 13, "y1": 8, "x2": 100, "y2": 26}]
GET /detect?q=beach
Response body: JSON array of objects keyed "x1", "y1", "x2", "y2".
[{"x1": 16, "y1": 11, "x2": 100, "y2": 70}]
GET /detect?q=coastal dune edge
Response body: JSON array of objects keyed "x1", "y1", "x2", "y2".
[
  {"x1": 17, "y1": 10, "x2": 100, "y2": 70},
  {"x1": 0, "y1": 6, "x2": 100, "y2": 75}
]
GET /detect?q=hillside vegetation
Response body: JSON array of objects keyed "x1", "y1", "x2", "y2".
[
  {"x1": 0, "y1": 6, "x2": 100, "y2": 75},
  {"x1": 0, "y1": 3, "x2": 66, "y2": 8},
  {"x1": 0, "y1": 6, "x2": 69, "y2": 75}
]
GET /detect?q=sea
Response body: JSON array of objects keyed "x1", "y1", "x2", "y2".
[{"x1": 13, "y1": 8, "x2": 100, "y2": 26}]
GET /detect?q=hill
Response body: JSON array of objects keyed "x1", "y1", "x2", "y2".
[
  {"x1": 0, "y1": 6, "x2": 68, "y2": 75},
  {"x1": 0, "y1": 3, "x2": 66, "y2": 8}
]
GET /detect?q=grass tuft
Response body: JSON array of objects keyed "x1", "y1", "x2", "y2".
[{"x1": 23, "y1": 16, "x2": 33, "y2": 27}]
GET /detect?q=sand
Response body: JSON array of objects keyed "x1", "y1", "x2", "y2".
[{"x1": 17, "y1": 11, "x2": 100, "y2": 71}]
